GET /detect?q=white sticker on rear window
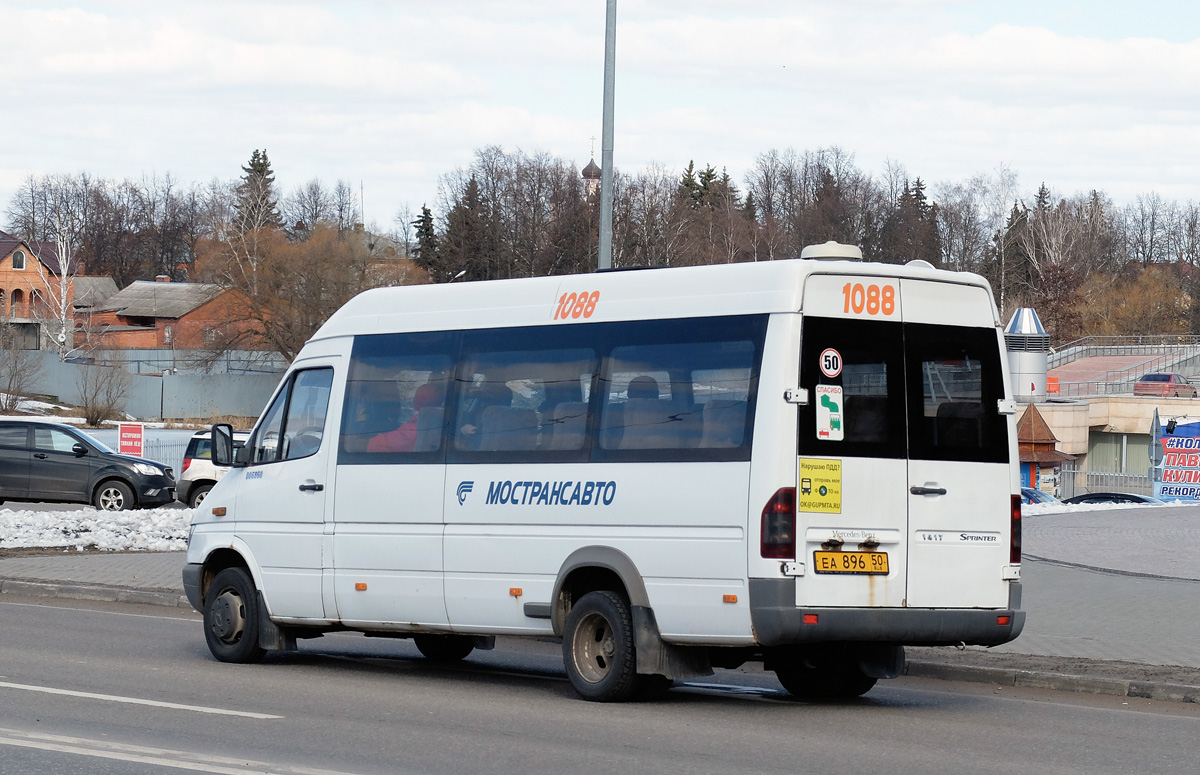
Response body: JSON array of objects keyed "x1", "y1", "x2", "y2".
[{"x1": 816, "y1": 385, "x2": 844, "y2": 441}]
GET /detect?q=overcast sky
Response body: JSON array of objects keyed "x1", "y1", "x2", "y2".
[{"x1": 3, "y1": 0, "x2": 1199, "y2": 232}]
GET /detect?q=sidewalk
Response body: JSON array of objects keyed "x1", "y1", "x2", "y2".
[{"x1": 3, "y1": 504, "x2": 1199, "y2": 702}]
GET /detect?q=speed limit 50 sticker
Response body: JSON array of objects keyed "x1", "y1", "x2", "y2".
[{"x1": 819, "y1": 348, "x2": 842, "y2": 378}]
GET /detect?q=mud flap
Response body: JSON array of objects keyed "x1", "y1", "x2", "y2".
[
  {"x1": 856, "y1": 643, "x2": 905, "y2": 679},
  {"x1": 631, "y1": 605, "x2": 713, "y2": 680},
  {"x1": 257, "y1": 593, "x2": 296, "y2": 652}
]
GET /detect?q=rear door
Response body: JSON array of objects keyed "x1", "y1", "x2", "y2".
[
  {"x1": 28, "y1": 426, "x2": 94, "y2": 502},
  {"x1": 0, "y1": 423, "x2": 31, "y2": 500},
  {"x1": 901, "y1": 280, "x2": 1013, "y2": 608},
  {"x1": 797, "y1": 274, "x2": 1012, "y2": 609}
]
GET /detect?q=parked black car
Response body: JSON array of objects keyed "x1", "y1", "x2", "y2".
[
  {"x1": 0, "y1": 419, "x2": 175, "y2": 511},
  {"x1": 1061, "y1": 492, "x2": 1164, "y2": 506}
]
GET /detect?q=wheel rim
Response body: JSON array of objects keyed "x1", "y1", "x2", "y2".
[
  {"x1": 572, "y1": 610, "x2": 617, "y2": 684},
  {"x1": 98, "y1": 487, "x2": 125, "y2": 510},
  {"x1": 209, "y1": 587, "x2": 246, "y2": 645},
  {"x1": 194, "y1": 489, "x2": 208, "y2": 507}
]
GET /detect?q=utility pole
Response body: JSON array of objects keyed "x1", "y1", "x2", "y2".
[{"x1": 598, "y1": 0, "x2": 617, "y2": 270}]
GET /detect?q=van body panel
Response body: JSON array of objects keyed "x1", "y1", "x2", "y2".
[
  {"x1": 442, "y1": 462, "x2": 752, "y2": 640},
  {"x1": 331, "y1": 464, "x2": 449, "y2": 628},
  {"x1": 795, "y1": 457, "x2": 908, "y2": 608},
  {"x1": 906, "y1": 459, "x2": 1013, "y2": 608}
]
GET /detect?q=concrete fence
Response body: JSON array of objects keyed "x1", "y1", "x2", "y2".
[{"x1": 25, "y1": 351, "x2": 282, "y2": 421}]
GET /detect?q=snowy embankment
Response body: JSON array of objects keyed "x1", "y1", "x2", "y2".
[{"x1": 0, "y1": 506, "x2": 192, "y2": 552}]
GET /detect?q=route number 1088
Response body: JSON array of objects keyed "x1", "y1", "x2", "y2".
[{"x1": 842, "y1": 282, "x2": 896, "y2": 316}]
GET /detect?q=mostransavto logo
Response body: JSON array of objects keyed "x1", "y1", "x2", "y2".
[{"x1": 456, "y1": 481, "x2": 474, "y2": 505}]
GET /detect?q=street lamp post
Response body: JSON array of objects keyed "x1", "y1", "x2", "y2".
[{"x1": 598, "y1": 0, "x2": 617, "y2": 271}]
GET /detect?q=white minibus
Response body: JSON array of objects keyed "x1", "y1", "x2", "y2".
[{"x1": 185, "y1": 243, "x2": 1024, "y2": 702}]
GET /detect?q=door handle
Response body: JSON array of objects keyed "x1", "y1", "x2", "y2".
[
  {"x1": 298, "y1": 483, "x2": 324, "y2": 492},
  {"x1": 910, "y1": 485, "x2": 947, "y2": 496},
  {"x1": 33, "y1": 453, "x2": 47, "y2": 459}
]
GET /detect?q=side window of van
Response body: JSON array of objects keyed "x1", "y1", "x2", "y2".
[
  {"x1": 339, "y1": 332, "x2": 458, "y2": 464},
  {"x1": 452, "y1": 330, "x2": 596, "y2": 456},
  {"x1": 596, "y1": 316, "x2": 765, "y2": 461},
  {"x1": 250, "y1": 368, "x2": 334, "y2": 464}
]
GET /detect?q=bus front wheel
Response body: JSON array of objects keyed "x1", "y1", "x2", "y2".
[
  {"x1": 414, "y1": 634, "x2": 475, "y2": 662},
  {"x1": 203, "y1": 567, "x2": 266, "y2": 664}
]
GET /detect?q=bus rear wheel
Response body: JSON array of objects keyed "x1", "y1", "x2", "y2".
[
  {"x1": 775, "y1": 659, "x2": 877, "y2": 699},
  {"x1": 563, "y1": 590, "x2": 643, "y2": 702}
]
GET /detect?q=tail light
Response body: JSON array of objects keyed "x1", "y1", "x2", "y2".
[
  {"x1": 1010, "y1": 494, "x2": 1022, "y2": 564},
  {"x1": 761, "y1": 487, "x2": 796, "y2": 559},
  {"x1": 181, "y1": 458, "x2": 192, "y2": 472}
]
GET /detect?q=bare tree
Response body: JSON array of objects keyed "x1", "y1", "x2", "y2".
[
  {"x1": 19, "y1": 173, "x2": 92, "y2": 360},
  {"x1": 0, "y1": 318, "x2": 43, "y2": 413},
  {"x1": 76, "y1": 359, "x2": 132, "y2": 426},
  {"x1": 283, "y1": 178, "x2": 335, "y2": 238}
]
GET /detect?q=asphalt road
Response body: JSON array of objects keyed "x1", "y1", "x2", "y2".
[{"x1": 2, "y1": 596, "x2": 1198, "y2": 775}]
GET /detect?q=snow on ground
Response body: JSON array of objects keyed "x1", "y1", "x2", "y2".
[
  {"x1": 1024, "y1": 499, "x2": 1189, "y2": 516},
  {"x1": 0, "y1": 506, "x2": 192, "y2": 552}
]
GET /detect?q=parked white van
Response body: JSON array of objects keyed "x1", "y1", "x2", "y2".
[{"x1": 184, "y1": 244, "x2": 1024, "y2": 702}]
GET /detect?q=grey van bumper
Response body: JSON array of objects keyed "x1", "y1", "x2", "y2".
[
  {"x1": 182, "y1": 563, "x2": 204, "y2": 613},
  {"x1": 749, "y1": 578, "x2": 1025, "y2": 648}
]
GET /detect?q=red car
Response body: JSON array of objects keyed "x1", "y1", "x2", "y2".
[{"x1": 1133, "y1": 373, "x2": 1197, "y2": 398}]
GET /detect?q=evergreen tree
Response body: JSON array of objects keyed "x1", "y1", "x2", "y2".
[
  {"x1": 411, "y1": 205, "x2": 440, "y2": 274},
  {"x1": 440, "y1": 177, "x2": 494, "y2": 281},
  {"x1": 234, "y1": 149, "x2": 282, "y2": 232}
]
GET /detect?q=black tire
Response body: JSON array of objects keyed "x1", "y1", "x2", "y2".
[
  {"x1": 562, "y1": 590, "x2": 643, "y2": 702},
  {"x1": 93, "y1": 480, "x2": 134, "y2": 511},
  {"x1": 413, "y1": 634, "x2": 475, "y2": 662},
  {"x1": 189, "y1": 483, "x2": 214, "y2": 509},
  {"x1": 775, "y1": 660, "x2": 877, "y2": 699},
  {"x1": 203, "y1": 567, "x2": 266, "y2": 663}
]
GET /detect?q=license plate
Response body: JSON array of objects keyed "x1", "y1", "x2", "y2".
[{"x1": 813, "y1": 550, "x2": 889, "y2": 575}]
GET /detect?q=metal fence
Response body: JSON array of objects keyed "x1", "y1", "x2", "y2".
[
  {"x1": 1059, "y1": 464, "x2": 1152, "y2": 499},
  {"x1": 1048, "y1": 336, "x2": 1200, "y2": 398}
]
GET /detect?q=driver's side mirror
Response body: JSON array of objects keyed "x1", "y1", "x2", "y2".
[
  {"x1": 211, "y1": 424, "x2": 244, "y2": 467},
  {"x1": 72, "y1": 443, "x2": 88, "y2": 457}
]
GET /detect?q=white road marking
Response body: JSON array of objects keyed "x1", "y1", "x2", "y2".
[
  {"x1": 0, "y1": 680, "x2": 282, "y2": 719},
  {"x1": 0, "y1": 726, "x2": 364, "y2": 775},
  {"x1": 0, "y1": 599, "x2": 198, "y2": 620}
]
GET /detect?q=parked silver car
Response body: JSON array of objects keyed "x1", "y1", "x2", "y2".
[{"x1": 177, "y1": 430, "x2": 248, "y2": 508}]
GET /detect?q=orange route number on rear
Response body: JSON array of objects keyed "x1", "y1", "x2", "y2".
[
  {"x1": 842, "y1": 282, "x2": 896, "y2": 317},
  {"x1": 553, "y1": 290, "x2": 600, "y2": 320}
]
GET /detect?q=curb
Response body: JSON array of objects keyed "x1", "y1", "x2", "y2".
[
  {"x1": 0, "y1": 577, "x2": 191, "y2": 609},
  {"x1": 905, "y1": 659, "x2": 1200, "y2": 704}
]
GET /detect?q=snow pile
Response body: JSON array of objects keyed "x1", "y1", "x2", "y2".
[
  {"x1": 0, "y1": 506, "x2": 192, "y2": 552},
  {"x1": 1024, "y1": 499, "x2": 1187, "y2": 515}
]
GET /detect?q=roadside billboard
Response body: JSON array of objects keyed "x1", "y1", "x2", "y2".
[{"x1": 1151, "y1": 409, "x2": 1200, "y2": 501}]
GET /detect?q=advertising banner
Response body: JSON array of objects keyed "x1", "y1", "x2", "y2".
[{"x1": 118, "y1": 422, "x2": 145, "y2": 457}]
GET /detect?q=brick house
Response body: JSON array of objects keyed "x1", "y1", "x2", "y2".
[
  {"x1": 87, "y1": 279, "x2": 256, "y2": 350},
  {"x1": 1, "y1": 229, "x2": 67, "y2": 348}
]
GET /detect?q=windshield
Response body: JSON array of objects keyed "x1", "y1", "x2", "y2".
[{"x1": 73, "y1": 427, "x2": 115, "y2": 453}]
